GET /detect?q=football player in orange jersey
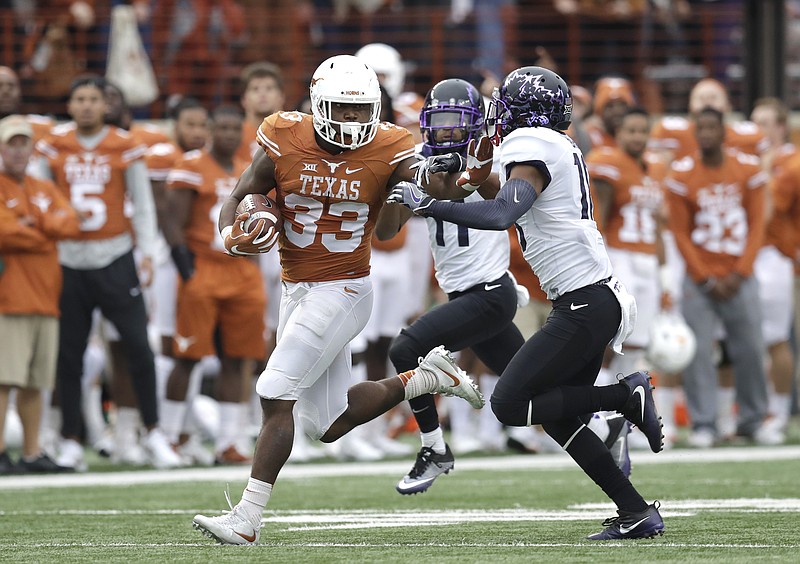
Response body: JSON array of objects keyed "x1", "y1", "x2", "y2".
[
  {"x1": 192, "y1": 55, "x2": 483, "y2": 546},
  {"x1": 162, "y1": 105, "x2": 266, "y2": 465},
  {"x1": 748, "y1": 98, "x2": 798, "y2": 444},
  {"x1": 34, "y1": 75, "x2": 182, "y2": 471},
  {"x1": 665, "y1": 107, "x2": 770, "y2": 449},
  {"x1": 649, "y1": 78, "x2": 769, "y2": 163},
  {"x1": 584, "y1": 76, "x2": 635, "y2": 151},
  {"x1": 587, "y1": 107, "x2": 685, "y2": 447}
]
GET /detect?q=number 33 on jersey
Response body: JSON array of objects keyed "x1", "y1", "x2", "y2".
[{"x1": 256, "y1": 111, "x2": 415, "y2": 283}]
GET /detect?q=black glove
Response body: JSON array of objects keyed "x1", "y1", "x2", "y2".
[
  {"x1": 410, "y1": 152, "x2": 466, "y2": 184},
  {"x1": 171, "y1": 244, "x2": 195, "y2": 282}
]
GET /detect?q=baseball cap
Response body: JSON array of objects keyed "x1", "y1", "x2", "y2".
[{"x1": 0, "y1": 115, "x2": 33, "y2": 144}]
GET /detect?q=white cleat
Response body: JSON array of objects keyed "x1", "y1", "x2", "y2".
[
  {"x1": 418, "y1": 346, "x2": 485, "y2": 409},
  {"x1": 143, "y1": 428, "x2": 185, "y2": 469},
  {"x1": 177, "y1": 435, "x2": 215, "y2": 466},
  {"x1": 55, "y1": 438, "x2": 88, "y2": 472},
  {"x1": 193, "y1": 494, "x2": 261, "y2": 545}
]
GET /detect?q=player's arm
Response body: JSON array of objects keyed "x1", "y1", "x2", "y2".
[
  {"x1": 125, "y1": 160, "x2": 158, "y2": 287},
  {"x1": 218, "y1": 150, "x2": 276, "y2": 232},
  {"x1": 390, "y1": 162, "x2": 544, "y2": 230},
  {"x1": 164, "y1": 188, "x2": 197, "y2": 281},
  {"x1": 375, "y1": 199, "x2": 413, "y2": 240}
]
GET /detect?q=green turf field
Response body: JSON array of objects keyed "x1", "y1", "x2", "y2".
[{"x1": 2, "y1": 446, "x2": 800, "y2": 563}]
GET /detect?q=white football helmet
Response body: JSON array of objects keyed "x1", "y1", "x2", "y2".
[
  {"x1": 354, "y1": 43, "x2": 405, "y2": 99},
  {"x1": 310, "y1": 55, "x2": 382, "y2": 150},
  {"x1": 647, "y1": 311, "x2": 697, "y2": 374}
]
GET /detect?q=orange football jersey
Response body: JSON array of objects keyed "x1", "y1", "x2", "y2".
[
  {"x1": 167, "y1": 149, "x2": 249, "y2": 261},
  {"x1": 145, "y1": 141, "x2": 183, "y2": 182},
  {"x1": 27, "y1": 114, "x2": 55, "y2": 142},
  {"x1": 769, "y1": 151, "x2": 800, "y2": 259},
  {"x1": 587, "y1": 147, "x2": 666, "y2": 254},
  {"x1": 256, "y1": 111, "x2": 415, "y2": 283},
  {"x1": 665, "y1": 149, "x2": 768, "y2": 282},
  {"x1": 130, "y1": 123, "x2": 171, "y2": 148},
  {"x1": 36, "y1": 124, "x2": 147, "y2": 241},
  {"x1": 585, "y1": 122, "x2": 616, "y2": 151},
  {"x1": 650, "y1": 116, "x2": 768, "y2": 160}
]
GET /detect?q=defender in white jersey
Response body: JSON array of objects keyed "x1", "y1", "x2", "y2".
[
  {"x1": 384, "y1": 79, "x2": 525, "y2": 494},
  {"x1": 391, "y1": 67, "x2": 665, "y2": 540}
]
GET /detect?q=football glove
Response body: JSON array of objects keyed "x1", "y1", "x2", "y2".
[
  {"x1": 221, "y1": 212, "x2": 278, "y2": 256},
  {"x1": 387, "y1": 181, "x2": 436, "y2": 216},
  {"x1": 410, "y1": 152, "x2": 466, "y2": 185},
  {"x1": 456, "y1": 136, "x2": 493, "y2": 191}
]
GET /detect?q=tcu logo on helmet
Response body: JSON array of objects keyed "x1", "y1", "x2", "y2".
[{"x1": 487, "y1": 66, "x2": 572, "y2": 143}]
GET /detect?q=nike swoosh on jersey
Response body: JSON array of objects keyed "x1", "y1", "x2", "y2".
[
  {"x1": 345, "y1": 167, "x2": 363, "y2": 174},
  {"x1": 344, "y1": 286, "x2": 359, "y2": 295},
  {"x1": 570, "y1": 303, "x2": 588, "y2": 310},
  {"x1": 485, "y1": 283, "x2": 502, "y2": 291}
]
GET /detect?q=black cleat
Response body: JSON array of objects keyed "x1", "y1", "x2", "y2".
[
  {"x1": 619, "y1": 371, "x2": 664, "y2": 453},
  {"x1": 587, "y1": 501, "x2": 665, "y2": 540},
  {"x1": 396, "y1": 445, "x2": 455, "y2": 495}
]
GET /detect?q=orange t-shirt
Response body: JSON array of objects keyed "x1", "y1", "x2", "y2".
[
  {"x1": 0, "y1": 173, "x2": 80, "y2": 315},
  {"x1": 256, "y1": 111, "x2": 415, "y2": 283},
  {"x1": 665, "y1": 150, "x2": 768, "y2": 282},
  {"x1": 36, "y1": 124, "x2": 147, "y2": 241},
  {"x1": 167, "y1": 149, "x2": 248, "y2": 261},
  {"x1": 586, "y1": 147, "x2": 666, "y2": 255}
]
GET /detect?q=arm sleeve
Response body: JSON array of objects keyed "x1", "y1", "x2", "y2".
[
  {"x1": 125, "y1": 160, "x2": 158, "y2": 259},
  {"x1": 423, "y1": 178, "x2": 537, "y2": 230}
]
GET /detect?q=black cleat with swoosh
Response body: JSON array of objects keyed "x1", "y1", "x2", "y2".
[
  {"x1": 619, "y1": 371, "x2": 663, "y2": 453},
  {"x1": 587, "y1": 501, "x2": 664, "y2": 540}
]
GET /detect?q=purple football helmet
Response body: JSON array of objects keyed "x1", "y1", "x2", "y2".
[
  {"x1": 486, "y1": 66, "x2": 572, "y2": 144},
  {"x1": 420, "y1": 78, "x2": 485, "y2": 156}
]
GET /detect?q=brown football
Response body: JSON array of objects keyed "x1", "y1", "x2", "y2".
[{"x1": 236, "y1": 194, "x2": 281, "y2": 233}]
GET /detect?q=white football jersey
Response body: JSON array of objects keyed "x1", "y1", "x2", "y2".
[
  {"x1": 498, "y1": 127, "x2": 612, "y2": 299},
  {"x1": 425, "y1": 189, "x2": 510, "y2": 293}
]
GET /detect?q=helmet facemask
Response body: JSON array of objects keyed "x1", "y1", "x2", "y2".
[
  {"x1": 421, "y1": 104, "x2": 483, "y2": 155},
  {"x1": 309, "y1": 55, "x2": 382, "y2": 150}
]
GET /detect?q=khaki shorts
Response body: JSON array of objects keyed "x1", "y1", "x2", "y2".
[{"x1": 0, "y1": 314, "x2": 58, "y2": 389}]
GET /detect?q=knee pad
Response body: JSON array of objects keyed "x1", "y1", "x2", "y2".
[
  {"x1": 490, "y1": 395, "x2": 530, "y2": 427},
  {"x1": 388, "y1": 331, "x2": 422, "y2": 372}
]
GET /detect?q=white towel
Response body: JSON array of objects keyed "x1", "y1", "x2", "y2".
[{"x1": 605, "y1": 277, "x2": 638, "y2": 355}]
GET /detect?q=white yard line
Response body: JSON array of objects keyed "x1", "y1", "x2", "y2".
[{"x1": 0, "y1": 445, "x2": 798, "y2": 490}]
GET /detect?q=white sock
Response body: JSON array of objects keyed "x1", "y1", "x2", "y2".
[
  {"x1": 154, "y1": 355, "x2": 175, "y2": 403},
  {"x1": 400, "y1": 369, "x2": 438, "y2": 401},
  {"x1": 769, "y1": 393, "x2": 791, "y2": 426},
  {"x1": 115, "y1": 407, "x2": 141, "y2": 449},
  {"x1": 160, "y1": 399, "x2": 188, "y2": 444},
  {"x1": 595, "y1": 366, "x2": 615, "y2": 387},
  {"x1": 716, "y1": 387, "x2": 736, "y2": 436},
  {"x1": 216, "y1": 402, "x2": 243, "y2": 453},
  {"x1": 420, "y1": 428, "x2": 446, "y2": 454},
  {"x1": 478, "y1": 374, "x2": 503, "y2": 449},
  {"x1": 586, "y1": 413, "x2": 610, "y2": 442},
  {"x1": 82, "y1": 384, "x2": 106, "y2": 445},
  {"x1": 655, "y1": 386, "x2": 676, "y2": 436},
  {"x1": 240, "y1": 477, "x2": 272, "y2": 524}
]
